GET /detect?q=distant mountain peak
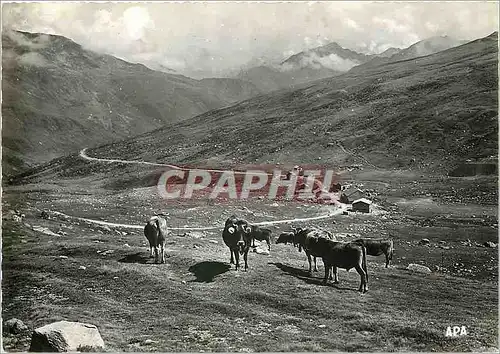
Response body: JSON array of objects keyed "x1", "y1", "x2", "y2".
[{"x1": 280, "y1": 41, "x2": 370, "y2": 72}]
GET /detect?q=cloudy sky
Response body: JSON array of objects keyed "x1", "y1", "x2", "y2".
[{"x1": 2, "y1": 1, "x2": 498, "y2": 78}]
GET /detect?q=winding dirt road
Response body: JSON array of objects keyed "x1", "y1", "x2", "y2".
[{"x1": 69, "y1": 148, "x2": 345, "y2": 230}]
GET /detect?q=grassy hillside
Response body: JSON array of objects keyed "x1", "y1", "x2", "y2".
[
  {"x1": 1, "y1": 30, "x2": 260, "y2": 175},
  {"x1": 87, "y1": 32, "x2": 498, "y2": 175},
  {"x1": 235, "y1": 65, "x2": 342, "y2": 94}
]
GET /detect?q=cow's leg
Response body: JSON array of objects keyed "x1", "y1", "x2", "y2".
[
  {"x1": 243, "y1": 249, "x2": 249, "y2": 271},
  {"x1": 267, "y1": 239, "x2": 271, "y2": 252},
  {"x1": 230, "y1": 249, "x2": 235, "y2": 264},
  {"x1": 234, "y1": 251, "x2": 240, "y2": 270},
  {"x1": 329, "y1": 266, "x2": 334, "y2": 281},
  {"x1": 332, "y1": 266, "x2": 339, "y2": 283},
  {"x1": 160, "y1": 243, "x2": 165, "y2": 264},
  {"x1": 149, "y1": 242, "x2": 154, "y2": 258},
  {"x1": 355, "y1": 264, "x2": 368, "y2": 293},
  {"x1": 323, "y1": 262, "x2": 330, "y2": 285},
  {"x1": 385, "y1": 252, "x2": 390, "y2": 268},
  {"x1": 313, "y1": 256, "x2": 318, "y2": 272},
  {"x1": 306, "y1": 253, "x2": 313, "y2": 275},
  {"x1": 154, "y1": 246, "x2": 159, "y2": 264}
]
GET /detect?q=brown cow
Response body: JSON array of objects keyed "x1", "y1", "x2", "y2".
[
  {"x1": 306, "y1": 237, "x2": 368, "y2": 293},
  {"x1": 249, "y1": 225, "x2": 272, "y2": 251},
  {"x1": 144, "y1": 216, "x2": 168, "y2": 264},
  {"x1": 293, "y1": 227, "x2": 336, "y2": 274},
  {"x1": 351, "y1": 238, "x2": 394, "y2": 267}
]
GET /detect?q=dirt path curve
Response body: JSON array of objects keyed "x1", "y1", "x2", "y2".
[
  {"x1": 51, "y1": 208, "x2": 345, "y2": 231},
  {"x1": 79, "y1": 148, "x2": 271, "y2": 176}
]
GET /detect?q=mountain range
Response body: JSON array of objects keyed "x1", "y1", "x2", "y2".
[
  {"x1": 235, "y1": 35, "x2": 467, "y2": 93},
  {"x1": 79, "y1": 32, "x2": 497, "y2": 176},
  {"x1": 1, "y1": 30, "x2": 260, "y2": 175},
  {"x1": 2, "y1": 29, "x2": 485, "y2": 177}
]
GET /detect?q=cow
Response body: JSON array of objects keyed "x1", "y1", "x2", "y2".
[
  {"x1": 351, "y1": 238, "x2": 394, "y2": 267},
  {"x1": 293, "y1": 227, "x2": 336, "y2": 274},
  {"x1": 306, "y1": 237, "x2": 368, "y2": 293},
  {"x1": 276, "y1": 231, "x2": 295, "y2": 246},
  {"x1": 222, "y1": 216, "x2": 253, "y2": 271},
  {"x1": 144, "y1": 216, "x2": 168, "y2": 264},
  {"x1": 249, "y1": 225, "x2": 272, "y2": 251}
]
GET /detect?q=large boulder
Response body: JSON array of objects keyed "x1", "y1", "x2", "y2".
[{"x1": 29, "y1": 321, "x2": 104, "y2": 352}]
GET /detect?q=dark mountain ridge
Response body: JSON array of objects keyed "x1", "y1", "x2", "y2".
[
  {"x1": 1, "y1": 30, "x2": 261, "y2": 175},
  {"x1": 81, "y1": 32, "x2": 498, "y2": 175}
]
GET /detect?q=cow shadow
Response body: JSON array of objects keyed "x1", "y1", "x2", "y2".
[
  {"x1": 188, "y1": 261, "x2": 231, "y2": 283},
  {"x1": 270, "y1": 262, "x2": 358, "y2": 292},
  {"x1": 118, "y1": 252, "x2": 150, "y2": 264}
]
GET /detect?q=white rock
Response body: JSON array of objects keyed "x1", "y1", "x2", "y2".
[
  {"x1": 29, "y1": 321, "x2": 105, "y2": 352},
  {"x1": 407, "y1": 263, "x2": 432, "y2": 274}
]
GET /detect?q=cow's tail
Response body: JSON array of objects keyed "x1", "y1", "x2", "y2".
[
  {"x1": 155, "y1": 218, "x2": 165, "y2": 241},
  {"x1": 362, "y1": 245, "x2": 368, "y2": 282}
]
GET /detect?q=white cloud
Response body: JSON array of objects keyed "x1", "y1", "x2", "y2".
[
  {"x1": 2, "y1": 2, "x2": 498, "y2": 78},
  {"x1": 18, "y1": 52, "x2": 50, "y2": 67}
]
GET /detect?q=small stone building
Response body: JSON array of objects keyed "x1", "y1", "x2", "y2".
[{"x1": 352, "y1": 198, "x2": 372, "y2": 213}]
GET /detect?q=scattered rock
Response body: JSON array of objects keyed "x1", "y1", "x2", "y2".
[
  {"x1": 439, "y1": 246, "x2": 451, "y2": 250},
  {"x1": 484, "y1": 242, "x2": 497, "y2": 248},
  {"x1": 418, "y1": 239, "x2": 430, "y2": 245},
  {"x1": 59, "y1": 256, "x2": 69, "y2": 260},
  {"x1": 124, "y1": 243, "x2": 131, "y2": 247},
  {"x1": 29, "y1": 321, "x2": 105, "y2": 352},
  {"x1": 33, "y1": 226, "x2": 60, "y2": 237},
  {"x1": 438, "y1": 240, "x2": 447, "y2": 244},
  {"x1": 255, "y1": 248, "x2": 270, "y2": 255},
  {"x1": 3, "y1": 318, "x2": 28, "y2": 335},
  {"x1": 79, "y1": 266, "x2": 87, "y2": 270},
  {"x1": 407, "y1": 263, "x2": 432, "y2": 274},
  {"x1": 189, "y1": 232, "x2": 205, "y2": 239},
  {"x1": 318, "y1": 324, "x2": 327, "y2": 328},
  {"x1": 342, "y1": 211, "x2": 349, "y2": 216},
  {"x1": 98, "y1": 225, "x2": 112, "y2": 234},
  {"x1": 100, "y1": 250, "x2": 115, "y2": 256},
  {"x1": 208, "y1": 240, "x2": 218, "y2": 244}
]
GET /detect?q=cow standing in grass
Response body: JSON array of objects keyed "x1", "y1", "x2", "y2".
[
  {"x1": 276, "y1": 232, "x2": 295, "y2": 246},
  {"x1": 292, "y1": 227, "x2": 336, "y2": 274},
  {"x1": 307, "y1": 237, "x2": 368, "y2": 293},
  {"x1": 351, "y1": 238, "x2": 394, "y2": 267},
  {"x1": 144, "y1": 216, "x2": 168, "y2": 264},
  {"x1": 249, "y1": 225, "x2": 272, "y2": 251},
  {"x1": 222, "y1": 216, "x2": 253, "y2": 271}
]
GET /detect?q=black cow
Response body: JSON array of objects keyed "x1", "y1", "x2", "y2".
[
  {"x1": 293, "y1": 227, "x2": 336, "y2": 274},
  {"x1": 276, "y1": 232, "x2": 295, "y2": 245},
  {"x1": 222, "y1": 216, "x2": 253, "y2": 271},
  {"x1": 249, "y1": 225, "x2": 272, "y2": 251},
  {"x1": 307, "y1": 237, "x2": 368, "y2": 293},
  {"x1": 351, "y1": 238, "x2": 394, "y2": 267}
]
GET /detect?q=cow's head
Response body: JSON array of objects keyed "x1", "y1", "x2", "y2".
[{"x1": 225, "y1": 218, "x2": 252, "y2": 254}]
